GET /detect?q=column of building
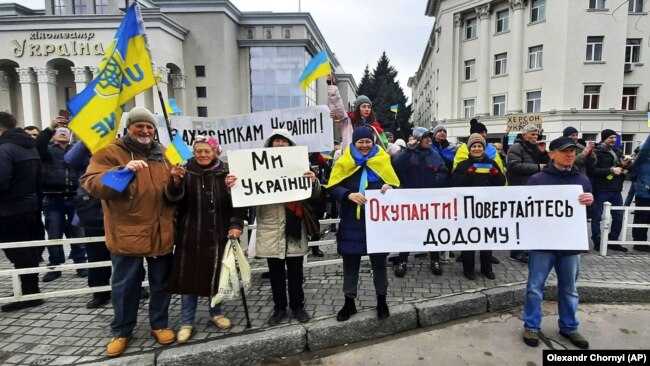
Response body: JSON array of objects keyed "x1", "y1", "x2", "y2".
[
  {"x1": 0, "y1": 71, "x2": 13, "y2": 115},
  {"x1": 15, "y1": 68, "x2": 41, "y2": 127},
  {"x1": 452, "y1": 13, "x2": 462, "y2": 120},
  {"x1": 507, "y1": 0, "x2": 526, "y2": 113},
  {"x1": 475, "y1": 4, "x2": 492, "y2": 117},
  {"x1": 71, "y1": 66, "x2": 90, "y2": 96},
  {"x1": 36, "y1": 68, "x2": 58, "y2": 128}
]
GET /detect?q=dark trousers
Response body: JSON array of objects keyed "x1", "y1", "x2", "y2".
[
  {"x1": 633, "y1": 196, "x2": 650, "y2": 241},
  {"x1": 0, "y1": 212, "x2": 45, "y2": 295},
  {"x1": 267, "y1": 256, "x2": 304, "y2": 311},
  {"x1": 84, "y1": 227, "x2": 111, "y2": 293},
  {"x1": 462, "y1": 250, "x2": 492, "y2": 274},
  {"x1": 342, "y1": 253, "x2": 388, "y2": 298},
  {"x1": 398, "y1": 251, "x2": 439, "y2": 262},
  {"x1": 591, "y1": 191, "x2": 624, "y2": 241},
  {"x1": 42, "y1": 195, "x2": 86, "y2": 264}
]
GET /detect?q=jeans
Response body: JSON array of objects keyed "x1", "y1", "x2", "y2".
[
  {"x1": 342, "y1": 253, "x2": 388, "y2": 298},
  {"x1": 110, "y1": 253, "x2": 173, "y2": 337},
  {"x1": 0, "y1": 212, "x2": 45, "y2": 295},
  {"x1": 267, "y1": 256, "x2": 304, "y2": 311},
  {"x1": 523, "y1": 251, "x2": 580, "y2": 334},
  {"x1": 84, "y1": 227, "x2": 111, "y2": 292},
  {"x1": 397, "y1": 251, "x2": 440, "y2": 262},
  {"x1": 180, "y1": 295, "x2": 222, "y2": 326},
  {"x1": 43, "y1": 195, "x2": 86, "y2": 265},
  {"x1": 633, "y1": 196, "x2": 650, "y2": 241},
  {"x1": 591, "y1": 191, "x2": 623, "y2": 241}
]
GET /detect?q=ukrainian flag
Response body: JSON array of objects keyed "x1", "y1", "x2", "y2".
[
  {"x1": 67, "y1": 3, "x2": 155, "y2": 153},
  {"x1": 165, "y1": 133, "x2": 193, "y2": 165},
  {"x1": 473, "y1": 163, "x2": 493, "y2": 174},
  {"x1": 390, "y1": 104, "x2": 399, "y2": 113},
  {"x1": 299, "y1": 50, "x2": 331, "y2": 91}
]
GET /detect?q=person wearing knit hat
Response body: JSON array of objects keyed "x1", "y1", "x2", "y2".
[
  {"x1": 432, "y1": 124, "x2": 446, "y2": 137},
  {"x1": 354, "y1": 95, "x2": 372, "y2": 109},
  {"x1": 338, "y1": 94, "x2": 387, "y2": 151},
  {"x1": 392, "y1": 125, "x2": 448, "y2": 278},
  {"x1": 126, "y1": 106, "x2": 156, "y2": 128},
  {"x1": 563, "y1": 126, "x2": 579, "y2": 138},
  {"x1": 467, "y1": 133, "x2": 485, "y2": 149},
  {"x1": 560, "y1": 126, "x2": 596, "y2": 175},
  {"x1": 589, "y1": 128, "x2": 628, "y2": 253},
  {"x1": 522, "y1": 124, "x2": 539, "y2": 135},
  {"x1": 469, "y1": 118, "x2": 488, "y2": 135}
]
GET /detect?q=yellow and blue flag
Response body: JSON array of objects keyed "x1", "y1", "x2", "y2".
[
  {"x1": 299, "y1": 50, "x2": 331, "y2": 91},
  {"x1": 67, "y1": 3, "x2": 155, "y2": 154},
  {"x1": 165, "y1": 133, "x2": 193, "y2": 165},
  {"x1": 390, "y1": 104, "x2": 399, "y2": 113}
]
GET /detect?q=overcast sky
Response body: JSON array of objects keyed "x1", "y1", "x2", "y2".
[{"x1": 3, "y1": 0, "x2": 434, "y2": 100}]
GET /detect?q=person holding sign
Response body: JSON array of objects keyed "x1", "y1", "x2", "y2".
[
  {"x1": 227, "y1": 129, "x2": 319, "y2": 326},
  {"x1": 165, "y1": 135, "x2": 246, "y2": 343},
  {"x1": 451, "y1": 134, "x2": 506, "y2": 280},
  {"x1": 81, "y1": 106, "x2": 177, "y2": 357},
  {"x1": 325, "y1": 126, "x2": 400, "y2": 321},
  {"x1": 522, "y1": 136, "x2": 593, "y2": 349}
]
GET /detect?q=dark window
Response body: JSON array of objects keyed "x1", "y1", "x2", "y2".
[
  {"x1": 196, "y1": 87, "x2": 207, "y2": 98},
  {"x1": 73, "y1": 0, "x2": 88, "y2": 14},
  {"x1": 197, "y1": 107, "x2": 208, "y2": 117},
  {"x1": 195, "y1": 65, "x2": 206, "y2": 77},
  {"x1": 94, "y1": 0, "x2": 108, "y2": 14}
]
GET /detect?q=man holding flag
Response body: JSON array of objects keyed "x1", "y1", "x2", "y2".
[{"x1": 81, "y1": 106, "x2": 177, "y2": 357}]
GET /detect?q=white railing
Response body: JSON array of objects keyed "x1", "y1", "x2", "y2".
[
  {"x1": 0, "y1": 219, "x2": 346, "y2": 304},
  {"x1": 600, "y1": 202, "x2": 650, "y2": 256}
]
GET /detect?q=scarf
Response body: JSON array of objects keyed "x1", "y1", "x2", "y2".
[
  {"x1": 122, "y1": 135, "x2": 164, "y2": 162},
  {"x1": 284, "y1": 201, "x2": 303, "y2": 241}
]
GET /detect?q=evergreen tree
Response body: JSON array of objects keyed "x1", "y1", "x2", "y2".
[{"x1": 357, "y1": 52, "x2": 413, "y2": 140}]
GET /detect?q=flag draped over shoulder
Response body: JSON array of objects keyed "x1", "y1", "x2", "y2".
[
  {"x1": 299, "y1": 50, "x2": 331, "y2": 91},
  {"x1": 67, "y1": 3, "x2": 155, "y2": 153}
]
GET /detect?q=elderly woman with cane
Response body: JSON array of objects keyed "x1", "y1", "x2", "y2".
[{"x1": 166, "y1": 135, "x2": 246, "y2": 343}]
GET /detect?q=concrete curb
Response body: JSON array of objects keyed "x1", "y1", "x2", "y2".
[
  {"x1": 89, "y1": 282, "x2": 650, "y2": 365},
  {"x1": 82, "y1": 353, "x2": 155, "y2": 366}
]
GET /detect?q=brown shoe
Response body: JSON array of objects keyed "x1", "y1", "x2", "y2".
[
  {"x1": 151, "y1": 328, "x2": 175, "y2": 345},
  {"x1": 523, "y1": 329, "x2": 539, "y2": 347},
  {"x1": 212, "y1": 315, "x2": 232, "y2": 330},
  {"x1": 560, "y1": 331, "x2": 589, "y2": 349},
  {"x1": 106, "y1": 336, "x2": 131, "y2": 357}
]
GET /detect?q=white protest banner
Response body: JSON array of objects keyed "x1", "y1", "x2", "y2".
[
  {"x1": 228, "y1": 146, "x2": 311, "y2": 207},
  {"x1": 365, "y1": 185, "x2": 588, "y2": 253},
  {"x1": 116, "y1": 106, "x2": 333, "y2": 153}
]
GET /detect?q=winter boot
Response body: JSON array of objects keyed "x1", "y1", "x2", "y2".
[
  {"x1": 377, "y1": 294, "x2": 390, "y2": 319},
  {"x1": 336, "y1": 296, "x2": 357, "y2": 321}
]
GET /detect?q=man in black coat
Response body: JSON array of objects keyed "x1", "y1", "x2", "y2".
[{"x1": 0, "y1": 112, "x2": 46, "y2": 312}]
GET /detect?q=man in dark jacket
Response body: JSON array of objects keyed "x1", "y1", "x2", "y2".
[
  {"x1": 392, "y1": 127, "x2": 448, "y2": 276},
  {"x1": 36, "y1": 116, "x2": 87, "y2": 281},
  {"x1": 588, "y1": 129, "x2": 629, "y2": 252},
  {"x1": 522, "y1": 136, "x2": 593, "y2": 350},
  {"x1": 430, "y1": 124, "x2": 457, "y2": 179},
  {"x1": 0, "y1": 112, "x2": 46, "y2": 312},
  {"x1": 506, "y1": 124, "x2": 543, "y2": 263}
]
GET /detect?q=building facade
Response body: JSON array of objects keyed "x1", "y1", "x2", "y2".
[
  {"x1": 0, "y1": 0, "x2": 356, "y2": 129},
  {"x1": 411, "y1": 0, "x2": 649, "y2": 151}
]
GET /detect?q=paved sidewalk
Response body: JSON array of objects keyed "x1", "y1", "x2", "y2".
[{"x1": 1, "y1": 237, "x2": 650, "y2": 365}]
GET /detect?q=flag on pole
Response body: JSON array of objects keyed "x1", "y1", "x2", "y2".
[
  {"x1": 165, "y1": 133, "x2": 193, "y2": 165},
  {"x1": 299, "y1": 50, "x2": 331, "y2": 91},
  {"x1": 168, "y1": 98, "x2": 181, "y2": 114},
  {"x1": 67, "y1": 3, "x2": 155, "y2": 153},
  {"x1": 164, "y1": 100, "x2": 174, "y2": 115},
  {"x1": 390, "y1": 104, "x2": 399, "y2": 113}
]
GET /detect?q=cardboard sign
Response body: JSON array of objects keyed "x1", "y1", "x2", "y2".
[
  {"x1": 228, "y1": 146, "x2": 311, "y2": 207},
  {"x1": 364, "y1": 185, "x2": 588, "y2": 253},
  {"x1": 506, "y1": 113, "x2": 543, "y2": 132}
]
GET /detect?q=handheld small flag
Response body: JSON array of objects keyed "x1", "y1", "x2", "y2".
[
  {"x1": 67, "y1": 3, "x2": 155, "y2": 154},
  {"x1": 165, "y1": 133, "x2": 193, "y2": 165},
  {"x1": 168, "y1": 98, "x2": 181, "y2": 114},
  {"x1": 299, "y1": 50, "x2": 331, "y2": 91},
  {"x1": 472, "y1": 163, "x2": 493, "y2": 174},
  {"x1": 390, "y1": 104, "x2": 399, "y2": 113},
  {"x1": 101, "y1": 169, "x2": 136, "y2": 192}
]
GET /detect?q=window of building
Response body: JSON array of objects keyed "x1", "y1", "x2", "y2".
[
  {"x1": 118, "y1": 0, "x2": 129, "y2": 10},
  {"x1": 196, "y1": 87, "x2": 207, "y2": 98},
  {"x1": 197, "y1": 106, "x2": 208, "y2": 117},
  {"x1": 589, "y1": 0, "x2": 606, "y2": 9},
  {"x1": 528, "y1": 45, "x2": 543, "y2": 69},
  {"x1": 493, "y1": 95, "x2": 506, "y2": 116},
  {"x1": 463, "y1": 99, "x2": 475, "y2": 119},
  {"x1": 586, "y1": 36, "x2": 603, "y2": 61},
  {"x1": 531, "y1": 0, "x2": 546, "y2": 22},
  {"x1": 629, "y1": 0, "x2": 643, "y2": 12},
  {"x1": 621, "y1": 87, "x2": 637, "y2": 110},
  {"x1": 496, "y1": 10, "x2": 509, "y2": 33},
  {"x1": 250, "y1": 47, "x2": 314, "y2": 112},
  {"x1": 494, "y1": 53, "x2": 507, "y2": 75},
  {"x1": 195, "y1": 65, "x2": 206, "y2": 77},
  {"x1": 464, "y1": 59, "x2": 475, "y2": 80},
  {"x1": 94, "y1": 0, "x2": 108, "y2": 14},
  {"x1": 625, "y1": 39, "x2": 641, "y2": 63},
  {"x1": 73, "y1": 0, "x2": 88, "y2": 14},
  {"x1": 583, "y1": 85, "x2": 601, "y2": 109},
  {"x1": 52, "y1": 0, "x2": 65, "y2": 15},
  {"x1": 526, "y1": 91, "x2": 542, "y2": 113},
  {"x1": 465, "y1": 18, "x2": 477, "y2": 39}
]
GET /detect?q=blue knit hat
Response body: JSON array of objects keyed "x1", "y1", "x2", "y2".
[{"x1": 352, "y1": 126, "x2": 374, "y2": 143}]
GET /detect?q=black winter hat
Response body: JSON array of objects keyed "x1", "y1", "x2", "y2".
[
  {"x1": 563, "y1": 126, "x2": 578, "y2": 137},
  {"x1": 601, "y1": 129, "x2": 617, "y2": 141},
  {"x1": 469, "y1": 118, "x2": 487, "y2": 134}
]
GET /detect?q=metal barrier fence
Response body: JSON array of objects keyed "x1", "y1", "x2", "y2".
[{"x1": 600, "y1": 202, "x2": 650, "y2": 256}]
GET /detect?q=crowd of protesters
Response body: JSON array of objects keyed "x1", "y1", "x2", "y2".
[{"x1": 1, "y1": 85, "x2": 648, "y2": 357}]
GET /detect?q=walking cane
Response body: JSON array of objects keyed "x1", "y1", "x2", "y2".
[{"x1": 229, "y1": 235, "x2": 252, "y2": 328}]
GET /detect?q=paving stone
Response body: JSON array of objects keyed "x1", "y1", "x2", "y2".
[{"x1": 415, "y1": 292, "x2": 487, "y2": 327}]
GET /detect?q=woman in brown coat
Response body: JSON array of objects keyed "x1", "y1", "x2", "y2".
[{"x1": 166, "y1": 135, "x2": 246, "y2": 343}]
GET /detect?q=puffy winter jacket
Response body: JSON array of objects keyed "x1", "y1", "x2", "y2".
[
  {"x1": 588, "y1": 143, "x2": 626, "y2": 193},
  {"x1": 0, "y1": 128, "x2": 42, "y2": 217},
  {"x1": 36, "y1": 128, "x2": 78, "y2": 196},
  {"x1": 629, "y1": 136, "x2": 650, "y2": 199},
  {"x1": 506, "y1": 138, "x2": 541, "y2": 186},
  {"x1": 392, "y1": 146, "x2": 447, "y2": 189}
]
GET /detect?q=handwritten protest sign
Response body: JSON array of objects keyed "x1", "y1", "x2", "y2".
[
  {"x1": 506, "y1": 113, "x2": 543, "y2": 132},
  {"x1": 365, "y1": 185, "x2": 588, "y2": 253},
  {"x1": 228, "y1": 146, "x2": 311, "y2": 207},
  {"x1": 117, "y1": 106, "x2": 333, "y2": 153}
]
